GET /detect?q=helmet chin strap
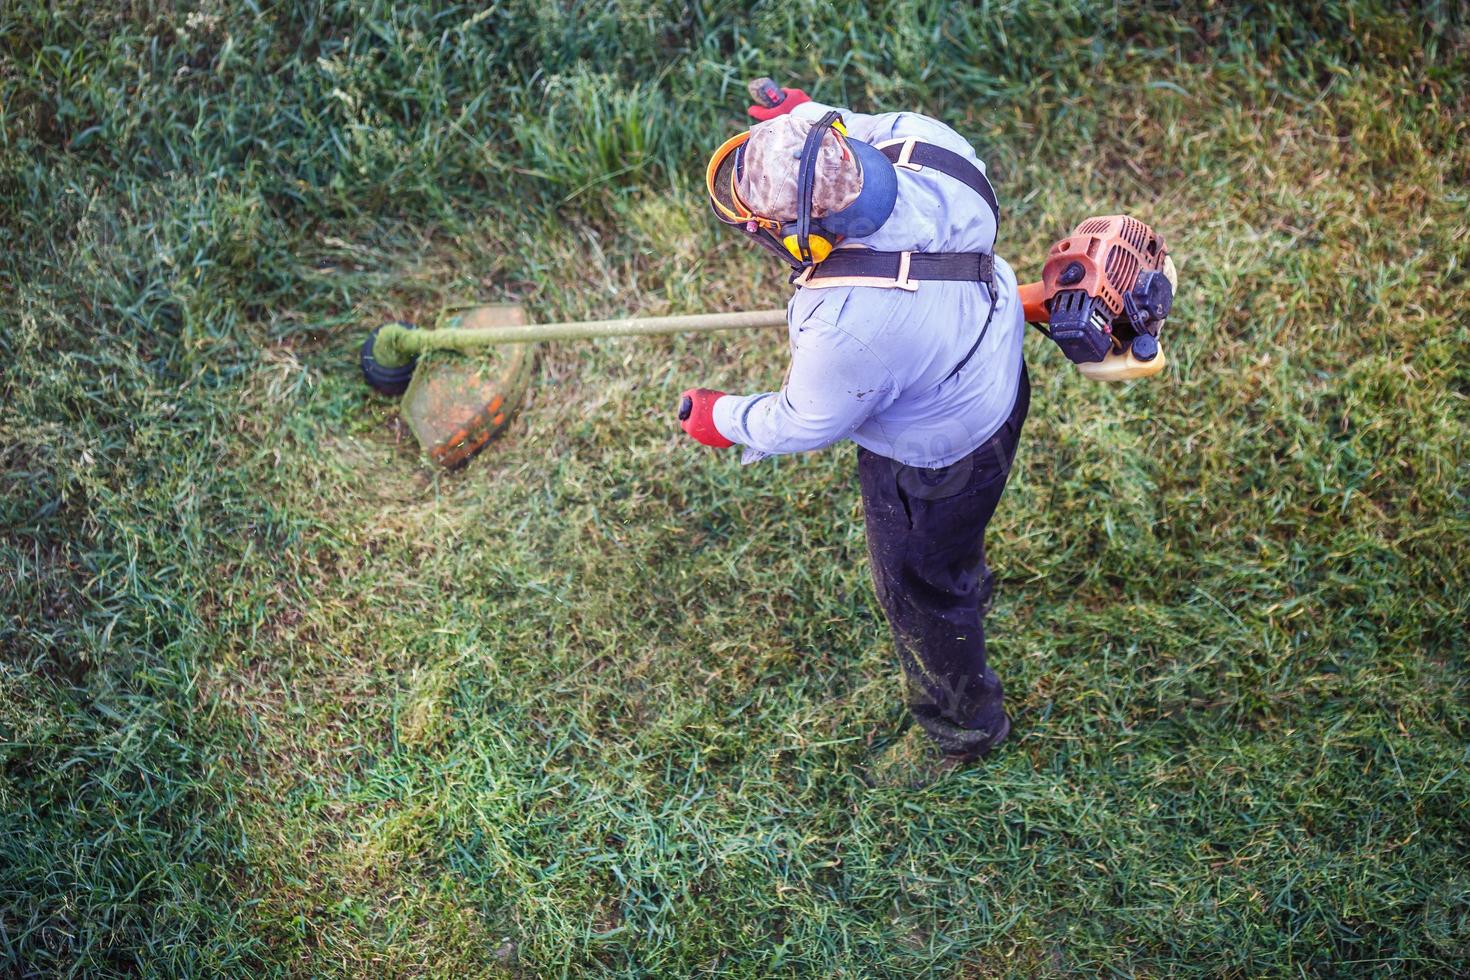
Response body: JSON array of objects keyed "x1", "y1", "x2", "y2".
[{"x1": 744, "y1": 219, "x2": 802, "y2": 267}]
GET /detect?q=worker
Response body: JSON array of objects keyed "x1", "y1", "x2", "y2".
[{"x1": 679, "y1": 84, "x2": 1029, "y2": 787}]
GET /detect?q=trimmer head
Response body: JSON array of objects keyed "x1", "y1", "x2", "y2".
[
  {"x1": 397, "y1": 304, "x2": 537, "y2": 469},
  {"x1": 360, "y1": 322, "x2": 419, "y2": 395}
]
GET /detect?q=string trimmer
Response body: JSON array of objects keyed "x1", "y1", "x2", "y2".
[{"x1": 361, "y1": 217, "x2": 1176, "y2": 468}]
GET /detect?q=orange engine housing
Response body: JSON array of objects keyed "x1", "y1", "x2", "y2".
[{"x1": 1040, "y1": 215, "x2": 1171, "y2": 364}]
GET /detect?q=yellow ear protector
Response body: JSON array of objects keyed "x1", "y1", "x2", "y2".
[
  {"x1": 774, "y1": 113, "x2": 899, "y2": 269},
  {"x1": 705, "y1": 130, "x2": 795, "y2": 267},
  {"x1": 778, "y1": 111, "x2": 848, "y2": 266},
  {"x1": 705, "y1": 113, "x2": 895, "y2": 271}
]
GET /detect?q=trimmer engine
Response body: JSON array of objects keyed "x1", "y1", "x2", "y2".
[{"x1": 1042, "y1": 215, "x2": 1173, "y2": 367}]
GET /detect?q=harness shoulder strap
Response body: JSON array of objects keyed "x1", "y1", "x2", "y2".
[{"x1": 875, "y1": 138, "x2": 1000, "y2": 225}]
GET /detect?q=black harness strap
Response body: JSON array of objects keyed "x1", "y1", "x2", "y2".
[
  {"x1": 802, "y1": 137, "x2": 1002, "y2": 382},
  {"x1": 805, "y1": 138, "x2": 1000, "y2": 290},
  {"x1": 804, "y1": 250, "x2": 994, "y2": 286},
  {"x1": 949, "y1": 287, "x2": 997, "y2": 381},
  {"x1": 878, "y1": 140, "x2": 1000, "y2": 220}
]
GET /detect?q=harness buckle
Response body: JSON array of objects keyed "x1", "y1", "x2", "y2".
[
  {"x1": 892, "y1": 137, "x2": 922, "y2": 171},
  {"x1": 894, "y1": 251, "x2": 918, "y2": 290}
]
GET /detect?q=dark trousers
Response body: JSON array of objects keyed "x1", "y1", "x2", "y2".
[{"x1": 857, "y1": 365, "x2": 1030, "y2": 756}]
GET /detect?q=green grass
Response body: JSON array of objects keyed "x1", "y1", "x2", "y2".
[{"x1": 3, "y1": 1, "x2": 1469, "y2": 975}]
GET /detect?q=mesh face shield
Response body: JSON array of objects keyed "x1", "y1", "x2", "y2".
[
  {"x1": 706, "y1": 122, "x2": 897, "y2": 272},
  {"x1": 705, "y1": 132, "x2": 802, "y2": 269}
]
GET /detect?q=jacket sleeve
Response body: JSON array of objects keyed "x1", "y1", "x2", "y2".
[{"x1": 711, "y1": 310, "x2": 898, "y2": 456}]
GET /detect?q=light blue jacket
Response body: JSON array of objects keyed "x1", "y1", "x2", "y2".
[{"x1": 711, "y1": 101, "x2": 1025, "y2": 469}]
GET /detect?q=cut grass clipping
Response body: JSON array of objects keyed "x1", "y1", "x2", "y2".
[{"x1": 3, "y1": 1, "x2": 1469, "y2": 976}]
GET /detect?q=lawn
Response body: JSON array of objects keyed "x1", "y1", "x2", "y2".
[{"x1": 3, "y1": 1, "x2": 1468, "y2": 975}]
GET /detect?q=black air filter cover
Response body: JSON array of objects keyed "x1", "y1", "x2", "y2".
[{"x1": 1047, "y1": 289, "x2": 1113, "y2": 363}]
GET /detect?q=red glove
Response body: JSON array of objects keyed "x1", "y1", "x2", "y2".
[
  {"x1": 678, "y1": 388, "x2": 735, "y2": 448},
  {"x1": 748, "y1": 87, "x2": 811, "y2": 122}
]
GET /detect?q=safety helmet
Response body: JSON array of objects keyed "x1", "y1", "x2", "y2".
[{"x1": 706, "y1": 111, "x2": 898, "y2": 270}]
